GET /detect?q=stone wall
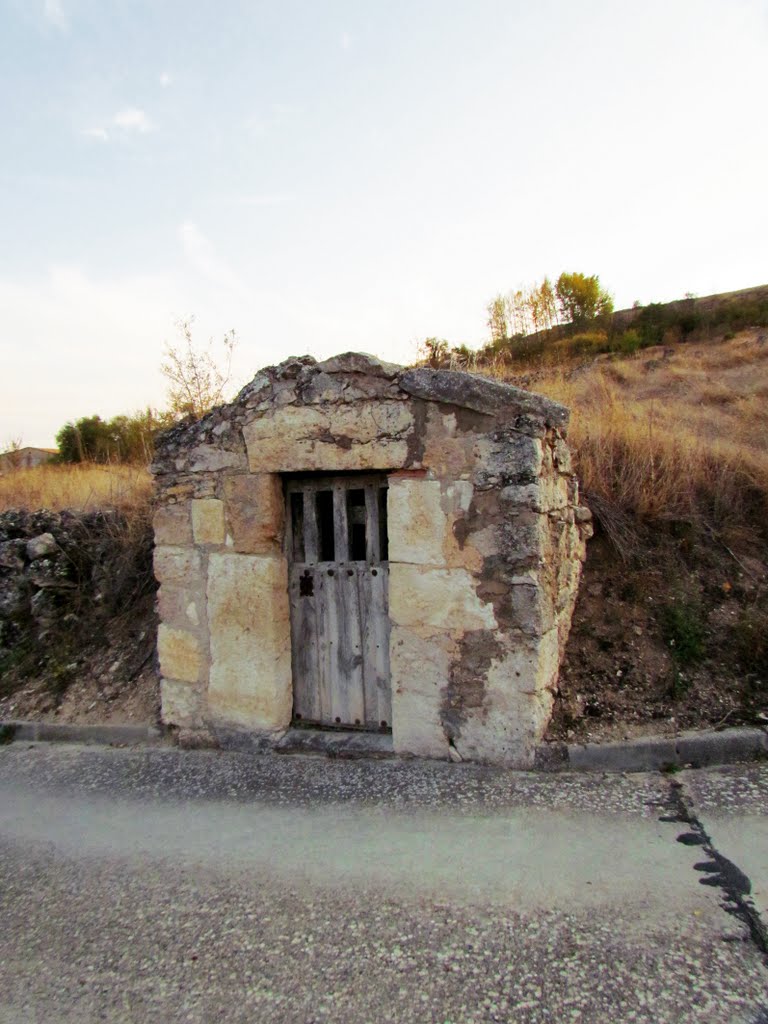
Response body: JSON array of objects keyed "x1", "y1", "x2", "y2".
[{"x1": 151, "y1": 353, "x2": 591, "y2": 765}]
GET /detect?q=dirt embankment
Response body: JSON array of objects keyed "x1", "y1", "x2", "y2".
[{"x1": 0, "y1": 508, "x2": 158, "y2": 725}]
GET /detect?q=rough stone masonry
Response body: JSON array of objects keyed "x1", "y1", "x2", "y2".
[{"x1": 150, "y1": 353, "x2": 592, "y2": 766}]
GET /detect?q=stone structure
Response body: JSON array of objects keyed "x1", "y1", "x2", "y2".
[
  {"x1": 151, "y1": 353, "x2": 591, "y2": 766},
  {"x1": 0, "y1": 447, "x2": 57, "y2": 474}
]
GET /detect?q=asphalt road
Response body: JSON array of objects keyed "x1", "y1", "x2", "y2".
[{"x1": 0, "y1": 743, "x2": 766, "y2": 1024}]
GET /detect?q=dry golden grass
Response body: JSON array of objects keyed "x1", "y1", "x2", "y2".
[
  {"x1": 516, "y1": 328, "x2": 768, "y2": 541},
  {"x1": 0, "y1": 463, "x2": 152, "y2": 512}
]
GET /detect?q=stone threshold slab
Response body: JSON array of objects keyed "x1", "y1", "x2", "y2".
[{"x1": 273, "y1": 728, "x2": 394, "y2": 758}]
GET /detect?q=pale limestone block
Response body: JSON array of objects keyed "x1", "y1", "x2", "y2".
[
  {"x1": 422, "y1": 408, "x2": 475, "y2": 478},
  {"x1": 242, "y1": 402, "x2": 413, "y2": 472},
  {"x1": 153, "y1": 504, "x2": 192, "y2": 546},
  {"x1": 389, "y1": 565, "x2": 496, "y2": 632},
  {"x1": 390, "y1": 625, "x2": 452, "y2": 759},
  {"x1": 157, "y1": 585, "x2": 202, "y2": 629},
  {"x1": 388, "y1": 479, "x2": 448, "y2": 566},
  {"x1": 192, "y1": 498, "x2": 226, "y2": 545},
  {"x1": 153, "y1": 545, "x2": 201, "y2": 586},
  {"x1": 206, "y1": 552, "x2": 292, "y2": 732},
  {"x1": 223, "y1": 473, "x2": 284, "y2": 554},
  {"x1": 157, "y1": 624, "x2": 203, "y2": 683},
  {"x1": 187, "y1": 445, "x2": 247, "y2": 473},
  {"x1": 388, "y1": 478, "x2": 482, "y2": 571},
  {"x1": 160, "y1": 678, "x2": 207, "y2": 728},
  {"x1": 450, "y1": 634, "x2": 558, "y2": 766}
]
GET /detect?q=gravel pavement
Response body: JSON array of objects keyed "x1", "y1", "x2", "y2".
[{"x1": 0, "y1": 743, "x2": 766, "y2": 1024}]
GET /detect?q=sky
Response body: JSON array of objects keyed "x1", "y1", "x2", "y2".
[{"x1": 1, "y1": 0, "x2": 767, "y2": 447}]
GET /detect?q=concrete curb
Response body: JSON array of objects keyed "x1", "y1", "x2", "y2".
[
  {"x1": 0, "y1": 721, "x2": 164, "y2": 746},
  {"x1": 1, "y1": 720, "x2": 766, "y2": 773},
  {"x1": 536, "y1": 726, "x2": 768, "y2": 773}
]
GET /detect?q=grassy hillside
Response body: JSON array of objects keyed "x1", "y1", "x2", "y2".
[
  {"x1": 519, "y1": 327, "x2": 768, "y2": 741},
  {"x1": 0, "y1": 463, "x2": 151, "y2": 513}
]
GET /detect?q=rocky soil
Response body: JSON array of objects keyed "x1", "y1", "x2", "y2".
[
  {"x1": 549, "y1": 529, "x2": 768, "y2": 742},
  {"x1": 0, "y1": 508, "x2": 158, "y2": 726}
]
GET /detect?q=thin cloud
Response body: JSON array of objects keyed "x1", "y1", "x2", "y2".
[
  {"x1": 179, "y1": 222, "x2": 247, "y2": 297},
  {"x1": 43, "y1": 0, "x2": 67, "y2": 30},
  {"x1": 341, "y1": 31, "x2": 352, "y2": 50},
  {"x1": 159, "y1": 71, "x2": 172, "y2": 88},
  {"x1": 81, "y1": 127, "x2": 109, "y2": 142},
  {"x1": 113, "y1": 108, "x2": 154, "y2": 133}
]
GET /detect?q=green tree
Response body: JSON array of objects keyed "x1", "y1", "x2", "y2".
[
  {"x1": 55, "y1": 409, "x2": 172, "y2": 464},
  {"x1": 556, "y1": 272, "x2": 613, "y2": 329},
  {"x1": 56, "y1": 416, "x2": 113, "y2": 463},
  {"x1": 486, "y1": 295, "x2": 509, "y2": 345}
]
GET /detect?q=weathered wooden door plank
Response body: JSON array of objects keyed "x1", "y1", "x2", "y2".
[
  {"x1": 289, "y1": 566, "x2": 320, "y2": 723},
  {"x1": 333, "y1": 487, "x2": 350, "y2": 563},
  {"x1": 332, "y1": 567, "x2": 365, "y2": 725},
  {"x1": 302, "y1": 491, "x2": 319, "y2": 564},
  {"x1": 358, "y1": 566, "x2": 391, "y2": 726},
  {"x1": 316, "y1": 569, "x2": 335, "y2": 722},
  {"x1": 364, "y1": 485, "x2": 380, "y2": 563}
]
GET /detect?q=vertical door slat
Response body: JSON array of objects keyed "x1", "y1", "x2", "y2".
[
  {"x1": 316, "y1": 569, "x2": 334, "y2": 722},
  {"x1": 290, "y1": 566, "x2": 320, "y2": 722},
  {"x1": 303, "y1": 491, "x2": 319, "y2": 563},
  {"x1": 358, "y1": 565, "x2": 391, "y2": 726},
  {"x1": 333, "y1": 487, "x2": 350, "y2": 562},
  {"x1": 364, "y1": 485, "x2": 380, "y2": 563},
  {"x1": 332, "y1": 568, "x2": 365, "y2": 725}
]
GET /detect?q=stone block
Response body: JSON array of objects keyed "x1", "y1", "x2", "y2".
[
  {"x1": 391, "y1": 626, "x2": 452, "y2": 758},
  {"x1": 388, "y1": 479, "x2": 448, "y2": 566},
  {"x1": 157, "y1": 584, "x2": 202, "y2": 629},
  {"x1": 449, "y1": 637, "x2": 557, "y2": 766},
  {"x1": 186, "y1": 445, "x2": 247, "y2": 474},
  {"x1": 192, "y1": 498, "x2": 226, "y2": 545},
  {"x1": 398, "y1": 367, "x2": 569, "y2": 428},
  {"x1": 153, "y1": 545, "x2": 201, "y2": 586},
  {"x1": 388, "y1": 477, "x2": 480, "y2": 570},
  {"x1": 223, "y1": 473, "x2": 284, "y2": 553},
  {"x1": 153, "y1": 504, "x2": 193, "y2": 546},
  {"x1": 422, "y1": 405, "x2": 477, "y2": 477},
  {"x1": 206, "y1": 552, "x2": 292, "y2": 731},
  {"x1": 389, "y1": 565, "x2": 496, "y2": 632},
  {"x1": 160, "y1": 678, "x2": 207, "y2": 728},
  {"x1": 157, "y1": 624, "x2": 203, "y2": 683},
  {"x1": 242, "y1": 402, "x2": 414, "y2": 472},
  {"x1": 317, "y1": 352, "x2": 401, "y2": 377}
]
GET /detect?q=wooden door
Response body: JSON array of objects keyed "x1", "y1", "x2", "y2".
[{"x1": 286, "y1": 474, "x2": 391, "y2": 731}]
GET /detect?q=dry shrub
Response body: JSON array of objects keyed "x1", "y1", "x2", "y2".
[
  {"x1": 0, "y1": 463, "x2": 152, "y2": 513},
  {"x1": 519, "y1": 336, "x2": 768, "y2": 547}
]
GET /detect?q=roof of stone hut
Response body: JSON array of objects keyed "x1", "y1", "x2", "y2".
[{"x1": 152, "y1": 351, "x2": 569, "y2": 470}]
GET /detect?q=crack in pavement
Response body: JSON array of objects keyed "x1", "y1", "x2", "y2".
[{"x1": 661, "y1": 778, "x2": 768, "y2": 965}]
